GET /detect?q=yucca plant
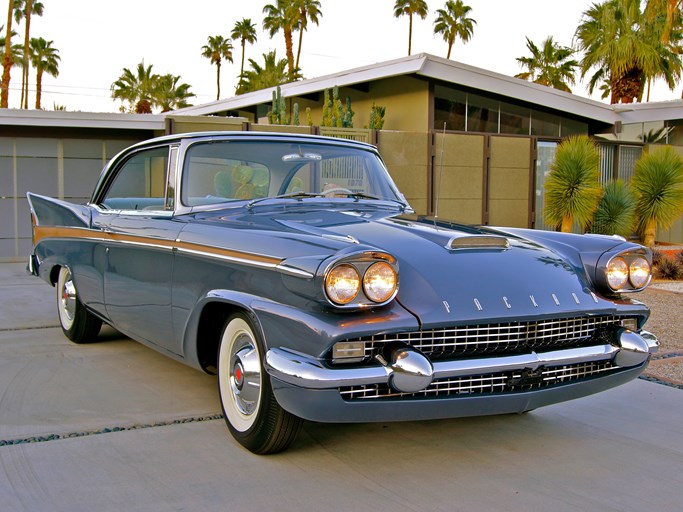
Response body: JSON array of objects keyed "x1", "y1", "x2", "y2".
[
  {"x1": 631, "y1": 146, "x2": 683, "y2": 247},
  {"x1": 654, "y1": 256, "x2": 683, "y2": 280},
  {"x1": 592, "y1": 180, "x2": 636, "y2": 236},
  {"x1": 544, "y1": 135, "x2": 603, "y2": 232}
]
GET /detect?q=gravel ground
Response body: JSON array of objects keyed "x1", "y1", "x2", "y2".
[{"x1": 636, "y1": 284, "x2": 683, "y2": 387}]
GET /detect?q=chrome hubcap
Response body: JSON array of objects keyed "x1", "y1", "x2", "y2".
[
  {"x1": 60, "y1": 272, "x2": 76, "y2": 323},
  {"x1": 229, "y1": 337, "x2": 261, "y2": 417}
]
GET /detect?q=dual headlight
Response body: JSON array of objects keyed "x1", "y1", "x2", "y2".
[
  {"x1": 325, "y1": 257, "x2": 398, "y2": 307},
  {"x1": 603, "y1": 252, "x2": 651, "y2": 292}
]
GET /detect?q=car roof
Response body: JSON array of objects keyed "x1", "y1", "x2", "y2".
[{"x1": 128, "y1": 131, "x2": 378, "y2": 151}]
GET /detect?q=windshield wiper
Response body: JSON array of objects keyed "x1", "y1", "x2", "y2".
[{"x1": 246, "y1": 192, "x2": 324, "y2": 209}]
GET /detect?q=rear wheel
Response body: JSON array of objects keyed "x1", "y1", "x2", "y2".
[
  {"x1": 217, "y1": 313, "x2": 302, "y2": 454},
  {"x1": 57, "y1": 266, "x2": 102, "y2": 343}
]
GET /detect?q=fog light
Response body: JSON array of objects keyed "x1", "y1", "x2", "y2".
[
  {"x1": 332, "y1": 341, "x2": 366, "y2": 363},
  {"x1": 620, "y1": 318, "x2": 638, "y2": 331}
]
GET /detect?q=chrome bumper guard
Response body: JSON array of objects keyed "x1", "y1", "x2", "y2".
[{"x1": 265, "y1": 329, "x2": 659, "y2": 394}]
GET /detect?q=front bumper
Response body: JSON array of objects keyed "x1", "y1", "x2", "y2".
[{"x1": 265, "y1": 329, "x2": 659, "y2": 422}]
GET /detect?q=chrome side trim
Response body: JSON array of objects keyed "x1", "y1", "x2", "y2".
[
  {"x1": 265, "y1": 343, "x2": 645, "y2": 391},
  {"x1": 175, "y1": 246, "x2": 280, "y2": 271}
]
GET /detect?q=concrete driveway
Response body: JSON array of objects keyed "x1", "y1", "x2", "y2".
[{"x1": 1, "y1": 262, "x2": 682, "y2": 512}]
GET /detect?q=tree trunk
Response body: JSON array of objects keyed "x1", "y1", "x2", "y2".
[
  {"x1": 447, "y1": 40, "x2": 452, "y2": 59},
  {"x1": 295, "y1": 8, "x2": 304, "y2": 70},
  {"x1": 284, "y1": 28, "x2": 295, "y2": 77},
  {"x1": 408, "y1": 14, "x2": 413, "y2": 55},
  {"x1": 23, "y1": 0, "x2": 33, "y2": 109},
  {"x1": 35, "y1": 69, "x2": 41, "y2": 109},
  {"x1": 216, "y1": 61, "x2": 221, "y2": 100},
  {"x1": 240, "y1": 41, "x2": 246, "y2": 78},
  {"x1": 1, "y1": 1, "x2": 14, "y2": 108},
  {"x1": 560, "y1": 215, "x2": 573, "y2": 233},
  {"x1": 642, "y1": 218, "x2": 657, "y2": 247}
]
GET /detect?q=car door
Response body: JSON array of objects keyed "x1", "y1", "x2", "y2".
[{"x1": 96, "y1": 144, "x2": 183, "y2": 351}]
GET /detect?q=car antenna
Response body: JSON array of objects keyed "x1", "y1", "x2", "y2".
[{"x1": 433, "y1": 122, "x2": 446, "y2": 228}]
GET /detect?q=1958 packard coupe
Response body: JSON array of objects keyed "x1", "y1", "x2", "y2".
[{"x1": 28, "y1": 132, "x2": 659, "y2": 453}]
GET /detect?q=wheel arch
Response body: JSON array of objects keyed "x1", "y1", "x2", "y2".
[{"x1": 185, "y1": 291, "x2": 269, "y2": 375}]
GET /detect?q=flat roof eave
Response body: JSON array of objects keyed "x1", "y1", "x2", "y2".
[{"x1": 0, "y1": 109, "x2": 166, "y2": 131}]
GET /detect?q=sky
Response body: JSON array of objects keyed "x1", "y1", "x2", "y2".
[{"x1": 6, "y1": 0, "x2": 680, "y2": 113}]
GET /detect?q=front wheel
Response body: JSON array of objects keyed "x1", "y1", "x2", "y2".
[
  {"x1": 57, "y1": 266, "x2": 102, "y2": 343},
  {"x1": 217, "y1": 313, "x2": 302, "y2": 454}
]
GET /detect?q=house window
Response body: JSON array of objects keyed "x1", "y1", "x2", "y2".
[{"x1": 467, "y1": 93, "x2": 498, "y2": 133}]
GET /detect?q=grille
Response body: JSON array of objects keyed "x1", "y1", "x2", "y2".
[
  {"x1": 339, "y1": 360, "x2": 617, "y2": 400},
  {"x1": 348, "y1": 315, "x2": 624, "y2": 360}
]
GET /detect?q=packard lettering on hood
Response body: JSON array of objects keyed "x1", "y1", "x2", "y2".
[{"x1": 27, "y1": 132, "x2": 659, "y2": 454}]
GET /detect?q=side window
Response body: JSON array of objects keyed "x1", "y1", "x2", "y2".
[{"x1": 101, "y1": 146, "x2": 169, "y2": 211}]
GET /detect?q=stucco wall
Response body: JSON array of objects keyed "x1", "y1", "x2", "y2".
[
  {"x1": 433, "y1": 132, "x2": 485, "y2": 224},
  {"x1": 488, "y1": 136, "x2": 532, "y2": 228},
  {"x1": 290, "y1": 76, "x2": 429, "y2": 132}
]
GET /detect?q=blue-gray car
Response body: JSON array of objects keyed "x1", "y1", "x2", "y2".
[{"x1": 27, "y1": 132, "x2": 659, "y2": 454}]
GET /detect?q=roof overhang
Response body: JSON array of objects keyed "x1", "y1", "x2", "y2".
[
  {"x1": 0, "y1": 109, "x2": 165, "y2": 131},
  {"x1": 173, "y1": 53, "x2": 628, "y2": 125}
]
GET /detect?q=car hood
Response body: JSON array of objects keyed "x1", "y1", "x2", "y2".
[{"x1": 187, "y1": 204, "x2": 629, "y2": 326}]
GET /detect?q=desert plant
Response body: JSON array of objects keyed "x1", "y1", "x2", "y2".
[
  {"x1": 268, "y1": 85, "x2": 287, "y2": 124},
  {"x1": 651, "y1": 248, "x2": 664, "y2": 267},
  {"x1": 654, "y1": 256, "x2": 683, "y2": 280},
  {"x1": 631, "y1": 146, "x2": 683, "y2": 247},
  {"x1": 369, "y1": 103, "x2": 386, "y2": 130},
  {"x1": 544, "y1": 135, "x2": 603, "y2": 232},
  {"x1": 675, "y1": 250, "x2": 683, "y2": 268},
  {"x1": 321, "y1": 86, "x2": 353, "y2": 127},
  {"x1": 592, "y1": 180, "x2": 636, "y2": 236},
  {"x1": 292, "y1": 102, "x2": 299, "y2": 126}
]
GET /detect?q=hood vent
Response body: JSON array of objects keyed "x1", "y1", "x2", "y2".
[{"x1": 446, "y1": 235, "x2": 510, "y2": 250}]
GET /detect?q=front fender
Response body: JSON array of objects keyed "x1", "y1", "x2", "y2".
[{"x1": 181, "y1": 290, "x2": 419, "y2": 369}]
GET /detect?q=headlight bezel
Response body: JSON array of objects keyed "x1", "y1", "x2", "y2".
[
  {"x1": 323, "y1": 251, "x2": 399, "y2": 308},
  {"x1": 596, "y1": 248, "x2": 652, "y2": 293}
]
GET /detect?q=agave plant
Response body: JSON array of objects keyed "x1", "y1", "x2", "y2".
[
  {"x1": 592, "y1": 180, "x2": 636, "y2": 237},
  {"x1": 631, "y1": 146, "x2": 683, "y2": 247},
  {"x1": 544, "y1": 135, "x2": 603, "y2": 232}
]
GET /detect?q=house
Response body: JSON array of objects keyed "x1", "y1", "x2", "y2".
[{"x1": 1, "y1": 53, "x2": 682, "y2": 262}]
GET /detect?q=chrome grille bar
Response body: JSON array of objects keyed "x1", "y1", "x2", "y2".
[
  {"x1": 351, "y1": 315, "x2": 623, "y2": 359},
  {"x1": 339, "y1": 361, "x2": 617, "y2": 400}
]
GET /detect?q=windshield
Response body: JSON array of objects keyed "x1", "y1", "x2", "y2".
[{"x1": 181, "y1": 140, "x2": 404, "y2": 207}]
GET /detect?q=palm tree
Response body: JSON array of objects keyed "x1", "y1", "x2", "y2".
[
  {"x1": 644, "y1": 0, "x2": 683, "y2": 46},
  {"x1": 1, "y1": 1, "x2": 16, "y2": 107},
  {"x1": 394, "y1": 0, "x2": 429, "y2": 56},
  {"x1": 28, "y1": 36, "x2": 58, "y2": 109},
  {"x1": 515, "y1": 36, "x2": 578, "y2": 92},
  {"x1": 236, "y1": 50, "x2": 290, "y2": 95},
  {"x1": 631, "y1": 146, "x2": 683, "y2": 247},
  {"x1": 201, "y1": 35, "x2": 233, "y2": 101},
  {"x1": 433, "y1": 0, "x2": 476, "y2": 59},
  {"x1": 292, "y1": 0, "x2": 321, "y2": 70},
  {"x1": 0, "y1": 26, "x2": 22, "y2": 81},
  {"x1": 544, "y1": 135, "x2": 603, "y2": 233},
  {"x1": 14, "y1": 0, "x2": 44, "y2": 109},
  {"x1": 644, "y1": 0, "x2": 683, "y2": 99},
  {"x1": 263, "y1": 0, "x2": 298, "y2": 78},
  {"x1": 231, "y1": 18, "x2": 257, "y2": 81},
  {"x1": 575, "y1": 0, "x2": 681, "y2": 104},
  {"x1": 153, "y1": 73, "x2": 194, "y2": 112},
  {"x1": 111, "y1": 61, "x2": 156, "y2": 113}
]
